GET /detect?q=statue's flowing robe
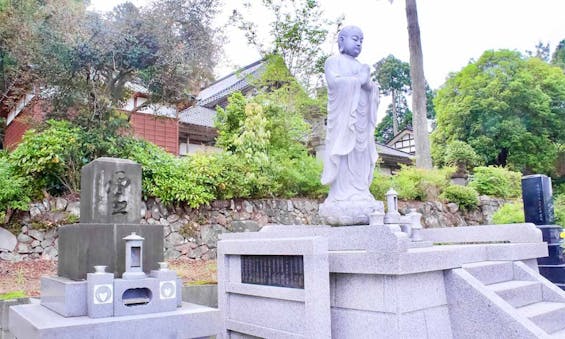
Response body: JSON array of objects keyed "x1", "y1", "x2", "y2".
[{"x1": 321, "y1": 53, "x2": 379, "y2": 202}]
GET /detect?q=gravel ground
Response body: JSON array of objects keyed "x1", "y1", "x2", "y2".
[{"x1": 0, "y1": 259, "x2": 217, "y2": 297}]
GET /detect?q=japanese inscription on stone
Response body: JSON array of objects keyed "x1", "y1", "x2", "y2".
[
  {"x1": 108, "y1": 171, "x2": 131, "y2": 215},
  {"x1": 241, "y1": 255, "x2": 304, "y2": 289},
  {"x1": 80, "y1": 157, "x2": 142, "y2": 224}
]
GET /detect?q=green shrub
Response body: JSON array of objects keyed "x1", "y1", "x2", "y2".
[
  {"x1": 440, "y1": 185, "x2": 479, "y2": 211},
  {"x1": 115, "y1": 139, "x2": 217, "y2": 207},
  {"x1": 370, "y1": 171, "x2": 394, "y2": 200},
  {"x1": 492, "y1": 202, "x2": 525, "y2": 224},
  {"x1": 555, "y1": 194, "x2": 565, "y2": 226},
  {"x1": 9, "y1": 120, "x2": 85, "y2": 194},
  {"x1": 469, "y1": 166, "x2": 522, "y2": 198},
  {"x1": 209, "y1": 152, "x2": 257, "y2": 199},
  {"x1": 270, "y1": 151, "x2": 326, "y2": 199},
  {"x1": 444, "y1": 140, "x2": 482, "y2": 172},
  {"x1": 391, "y1": 166, "x2": 454, "y2": 201},
  {"x1": 554, "y1": 182, "x2": 565, "y2": 196},
  {"x1": 111, "y1": 137, "x2": 326, "y2": 206},
  {"x1": 0, "y1": 157, "x2": 32, "y2": 222}
]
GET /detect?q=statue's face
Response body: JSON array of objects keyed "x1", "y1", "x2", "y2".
[{"x1": 340, "y1": 27, "x2": 363, "y2": 57}]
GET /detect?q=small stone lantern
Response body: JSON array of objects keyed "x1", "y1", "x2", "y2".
[
  {"x1": 384, "y1": 188, "x2": 401, "y2": 224},
  {"x1": 123, "y1": 232, "x2": 145, "y2": 280}
]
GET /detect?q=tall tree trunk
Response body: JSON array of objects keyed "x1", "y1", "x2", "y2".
[
  {"x1": 405, "y1": 0, "x2": 432, "y2": 168},
  {"x1": 391, "y1": 89, "x2": 398, "y2": 136},
  {"x1": 391, "y1": 90, "x2": 399, "y2": 135}
]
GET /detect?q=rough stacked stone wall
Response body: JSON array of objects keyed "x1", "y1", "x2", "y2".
[{"x1": 0, "y1": 196, "x2": 507, "y2": 262}]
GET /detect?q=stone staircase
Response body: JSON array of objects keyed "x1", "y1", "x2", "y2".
[{"x1": 462, "y1": 260, "x2": 565, "y2": 338}]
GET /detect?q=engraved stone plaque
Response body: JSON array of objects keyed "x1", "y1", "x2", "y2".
[{"x1": 241, "y1": 255, "x2": 304, "y2": 289}]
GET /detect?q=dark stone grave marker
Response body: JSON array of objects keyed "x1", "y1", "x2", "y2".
[
  {"x1": 522, "y1": 174, "x2": 565, "y2": 289},
  {"x1": 58, "y1": 157, "x2": 163, "y2": 280},
  {"x1": 522, "y1": 174, "x2": 554, "y2": 225}
]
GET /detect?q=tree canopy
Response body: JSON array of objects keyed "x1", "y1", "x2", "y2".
[
  {"x1": 552, "y1": 39, "x2": 565, "y2": 71},
  {"x1": 372, "y1": 54, "x2": 436, "y2": 144},
  {"x1": 373, "y1": 54, "x2": 411, "y2": 136},
  {"x1": 0, "y1": 0, "x2": 221, "y2": 128},
  {"x1": 232, "y1": 0, "x2": 341, "y2": 91},
  {"x1": 432, "y1": 49, "x2": 565, "y2": 175}
]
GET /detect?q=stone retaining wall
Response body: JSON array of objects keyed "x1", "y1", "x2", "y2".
[{"x1": 0, "y1": 196, "x2": 507, "y2": 262}]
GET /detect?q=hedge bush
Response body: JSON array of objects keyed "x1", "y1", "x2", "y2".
[
  {"x1": 8, "y1": 120, "x2": 85, "y2": 195},
  {"x1": 370, "y1": 171, "x2": 394, "y2": 201},
  {"x1": 492, "y1": 202, "x2": 525, "y2": 224},
  {"x1": 390, "y1": 166, "x2": 454, "y2": 201},
  {"x1": 555, "y1": 194, "x2": 565, "y2": 226},
  {"x1": 0, "y1": 156, "x2": 32, "y2": 222},
  {"x1": 469, "y1": 166, "x2": 522, "y2": 198},
  {"x1": 439, "y1": 185, "x2": 479, "y2": 211}
]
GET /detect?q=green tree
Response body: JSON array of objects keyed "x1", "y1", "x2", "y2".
[
  {"x1": 216, "y1": 56, "x2": 314, "y2": 156},
  {"x1": 375, "y1": 95, "x2": 412, "y2": 144},
  {"x1": 425, "y1": 83, "x2": 436, "y2": 119},
  {"x1": 432, "y1": 49, "x2": 565, "y2": 175},
  {"x1": 384, "y1": 0, "x2": 432, "y2": 167},
  {"x1": 0, "y1": 0, "x2": 86, "y2": 111},
  {"x1": 526, "y1": 41, "x2": 551, "y2": 62},
  {"x1": 0, "y1": 0, "x2": 221, "y2": 128},
  {"x1": 552, "y1": 39, "x2": 565, "y2": 71},
  {"x1": 373, "y1": 54, "x2": 411, "y2": 136},
  {"x1": 232, "y1": 0, "x2": 341, "y2": 91},
  {"x1": 371, "y1": 53, "x2": 435, "y2": 144},
  {"x1": 214, "y1": 56, "x2": 325, "y2": 198}
]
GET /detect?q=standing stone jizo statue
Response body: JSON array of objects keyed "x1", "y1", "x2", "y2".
[{"x1": 319, "y1": 25, "x2": 384, "y2": 225}]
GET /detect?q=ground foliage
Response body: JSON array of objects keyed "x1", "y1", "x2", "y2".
[
  {"x1": 439, "y1": 185, "x2": 479, "y2": 211},
  {"x1": 0, "y1": 259, "x2": 216, "y2": 297},
  {"x1": 492, "y1": 201, "x2": 525, "y2": 225},
  {"x1": 468, "y1": 166, "x2": 522, "y2": 199}
]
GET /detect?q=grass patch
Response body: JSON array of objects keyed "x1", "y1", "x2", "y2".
[{"x1": 0, "y1": 290, "x2": 26, "y2": 300}]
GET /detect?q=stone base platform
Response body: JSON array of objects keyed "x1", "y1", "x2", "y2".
[
  {"x1": 218, "y1": 223, "x2": 565, "y2": 338},
  {"x1": 9, "y1": 302, "x2": 219, "y2": 339},
  {"x1": 318, "y1": 199, "x2": 384, "y2": 225},
  {"x1": 57, "y1": 223, "x2": 164, "y2": 281}
]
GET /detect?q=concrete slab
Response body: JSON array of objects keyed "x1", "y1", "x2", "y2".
[
  {"x1": 40, "y1": 276, "x2": 87, "y2": 317},
  {"x1": 9, "y1": 302, "x2": 220, "y2": 339},
  {"x1": 182, "y1": 285, "x2": 218, "y2": 308}
]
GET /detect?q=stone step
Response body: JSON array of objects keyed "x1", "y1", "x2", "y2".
[
  {"x1": 488, "y1": 280, "x2": 542, "y2": 308},
  {"x1": 462, "y1": 261, "x2": 514, "y2": 285},
  {"x1": 518, "y1": 301, "x2": 565, "y2": 334}
]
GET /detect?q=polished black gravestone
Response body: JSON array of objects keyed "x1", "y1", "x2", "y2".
[
  {"x1": 522, "y1": 174, "x2": 555, "y2": 225},
  {"x1": 58, "y1": 158, "x2": 163, "y2": 281},
  {"x1": 522, "y1": 174, "x2": 564, "y2": 289}
]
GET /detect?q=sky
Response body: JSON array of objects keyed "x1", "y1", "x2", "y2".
[{"x1": 90, "y1": 0, "x2": 565, "y2": 90}]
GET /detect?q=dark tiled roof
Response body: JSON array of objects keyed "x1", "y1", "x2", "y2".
[
  {"x1": 197, "y1": 60, "x2": 265, "y2": 108},
  {"x1": 179, "y1": 106, "x2": 217, "y2": 127},
  {"x1": 376, "y1": 143, "x2": 414, "y2": 159}
]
